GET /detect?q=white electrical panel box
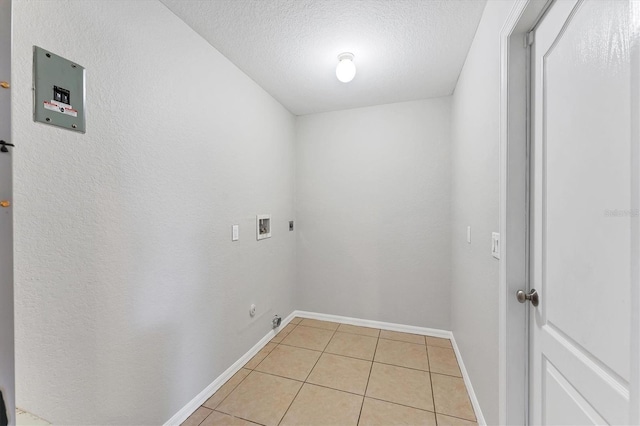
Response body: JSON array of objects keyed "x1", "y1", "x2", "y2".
[{"x1": 256, "y1": 215, "x2": 271, "y2": 240}]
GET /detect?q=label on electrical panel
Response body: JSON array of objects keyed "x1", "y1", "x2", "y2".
[{"x1": 43, "y1": 100, "x2": 78, "y2": 117}]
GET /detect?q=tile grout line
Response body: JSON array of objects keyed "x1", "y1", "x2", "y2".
[
  {"x1": 369, "y1": 360, "x2": 430, "y2": 374},
  {"x1": 194, "y1": 406, "x2": 213, "y2": 426},
  {"x1": 379, "y1": 338, "x2": 428, "y2": 346},
  {"x1": 214, "y1": 409, "x2": 267, "y2": 426},
  {"x1": 314, "y1": 324, "x2": 364, "y2": 423},
  {"x1": 275, "y1": 321, "x2": 340, "y2": 425},
  {"x1": 426, "y1": 336, "x2": 438, "y2": 426},
  {"x1": 434, "y1": 411, "x2": 480, "y2": 424},
  {"x1": 357, "y1": 332, "x2": 380, "y2": 425},
  {"x1": 293, "y1": 380, "x2": 368, "y2": 398},
  {"x1": 200, "y1": 323, "x2": 295, "y2": 426},
  {"x1": 280, "y1": 342, "x2": 372, "y2": 363},
  {"x1": 363, "y1": 395, "x2": 440, "y2": 415},
  {"x1": 247, "y1": 341, "x2": 280, "y2": 371},
  {"x1": 429, "y1": 371, "x2": 478, "y2": 423},
  {"x1": 195, "y1": 367, "x2": 252, "y2": 423},
  {"x1": 270, "y1": 322, "x2": 298, "y2": 345}
]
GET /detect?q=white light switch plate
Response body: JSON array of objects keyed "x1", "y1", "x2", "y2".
[
  {"x1": 467, "y1": 226, "x2": 471, "y2": 244},
  {"x1": 492, "y1": 232, "x2": 500, "y2": 259},
  {"x1": 232, "y1": 225, "x2": 239, "y2": 241}
]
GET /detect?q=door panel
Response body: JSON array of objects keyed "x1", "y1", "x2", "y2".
[
  {"x1": 532, "y1": 0, "x2": 632, "y2": 424},
  {"x1": 543, "y1": 0, "x2": 630, "y2": 382},
  {"x1": 543, "y1": 359, "x2": 606, "y2": 425}
]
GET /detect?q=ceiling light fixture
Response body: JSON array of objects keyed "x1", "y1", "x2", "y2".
[{"x1": 336, "y1": 52, "x2": 356, "y2": 83}]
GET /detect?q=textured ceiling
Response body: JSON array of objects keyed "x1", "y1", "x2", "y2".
[{"x1": 160, "y1": 0, "x2": 487, "y2": 115}]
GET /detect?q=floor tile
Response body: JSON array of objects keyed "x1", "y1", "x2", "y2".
[
  {"x1": 337, "y1": 323, "x2": 380, "y2": 337},
  {"x1": 374, "y1": 338, "x2": 429, "y2": 371},
  {"x1": 196, "y1": 320, "x2": 475, "y2": 426},
  {"x1": 203, "y1": 368, "x2": 251, "y2": 410},
  {"x1": 280, "y1": 325, "x2": 335, "y2": 351},
  {"x1": 436, "y1": 413, "x2": 478, "y2": 426},
  {"x1": 254, "y1": 344, "x2": 321, "y2": 381},
  {"x1": 431, "y1": 373, "x2": 476, "y2": 421},
  {"x1": 200, "y1": 411, "x2": 260, "y2": 426},
  {"x1": 379, "y1": 330, "x2": 425, "y2": 345},
  {"x1": 306, "y1": 353, "x2": 372, "y2": 395},
  {"x1": 244, "y1": 342, "x2": 277, "y2": 369},
  {"x1": 325, "y1": 331, "x2": 378, "y2": 360},
  {"x1": 427, "y1": 346, "x2": 461, "y2": 377},
  {"x1": 280, "y1": 383, "x2": 363, "y2": 426},
  {"x1": 299, "y1": 318, "x2": 340, "y2": 331},
  {"x1": 426, "y1": 336, "x2": 453, "y2": 349},
  {"x1": 365, "y1": 363, "x2": 434, "y2": 411},
  {"x1": 181, "y1": 406, "x2": 212, "y2": 426},
  {"x1": 358, "y1": 398, "x2": 437, "y2": 425},
  {"x1": 271, "y1": 323, "x2": 296, "y2": 343},
  {"x1": 216, "y1": 371, "x2": 302, "y2": 426}
]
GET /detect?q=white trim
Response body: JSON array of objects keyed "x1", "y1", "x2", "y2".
[
  {"x1": 498, "y1": 2, "x2": 529, "y2": 424},
  {"x1": 292, "y1": 311, "x2": 485, "y2": 425},
  {"x1": 293, "y1": 310, "x2": 452, "y2": 339},
  {"x1": 163, "y1": 311, "x2": 297, "y2": 426},
  {"x1": 631, "y1": 1, "x2": 640, "y2": 423},
  {"x1": 498, "y1": 1, "x2": 550, "y2": 424},
  {"x1": 450, "y1": 335, "x2": 487, "y2": 426},
  {"x1": 165, "y1": 310, "x2": 486, "y2": 426},
  {"x1": 15, "y1": 409, "x2": 51, "y2": 426}
]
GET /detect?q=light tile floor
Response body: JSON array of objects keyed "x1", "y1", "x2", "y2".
[{"x1": 182, "y1": 317, "x2": 477, "y2": 426}]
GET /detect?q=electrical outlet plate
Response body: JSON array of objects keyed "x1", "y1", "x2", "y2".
[
  {"x1": 257, "y1": 214, "x2": 271, "y2": 240},
  {"x1": 492, "y1": 232, "x2": 501, "y2": 259}
]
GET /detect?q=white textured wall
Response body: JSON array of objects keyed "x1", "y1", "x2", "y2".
[
  {"x1": 0, "y1": 0, "x2": 14, "y2": 424},
  {"x1": 296, "y1": 98, "x2": 452, "y2": 329},
  {"x1": 450, "y1": 1, "x2": 514, "y2": 424},
  {"x1": 12, "y1": 1, "x2": 296, "y2": 424}
]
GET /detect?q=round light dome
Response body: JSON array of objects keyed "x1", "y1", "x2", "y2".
[{"x1": 336, "y1": 53, "x2": 356, "y2": 83}]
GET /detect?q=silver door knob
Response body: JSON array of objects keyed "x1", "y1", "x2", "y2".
[{"x1": 516, "y1": 289, "x2": 539, "y2": 307}]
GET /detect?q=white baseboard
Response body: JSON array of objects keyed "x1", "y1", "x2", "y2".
[
  {"x1": 15, "y1": 408, "x2": 51, "y2": 426},
  {"x1": 163, "y1": 311, "x2": 297, "y2": 426},
  {"x1": 165, "y1": 310, "x2": 485, "y2": 426},
  {"x1": 450, "y1": 336, "x2": 487, "y2": 426},
  {"x1": 293, "y1": 310, "x2": 453, "y2": 339}
]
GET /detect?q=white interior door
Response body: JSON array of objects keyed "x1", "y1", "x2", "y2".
[
  {"x1": 0, "y1": 0, "x2": 13, "y2": 424},
  {"x1": 531, "y1": 0, "x2": 633, "y2": 424}
]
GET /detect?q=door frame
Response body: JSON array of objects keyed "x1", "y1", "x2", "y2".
[
  {"x1": 499, "y1": 0, "x2": 640, "y2": 424},
  {"x1": 631, "y1": 2, "x2": 640, "y2": 423},
  {"x1": 498, "y1": 2, "x2": 548, "y2": 423}
]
